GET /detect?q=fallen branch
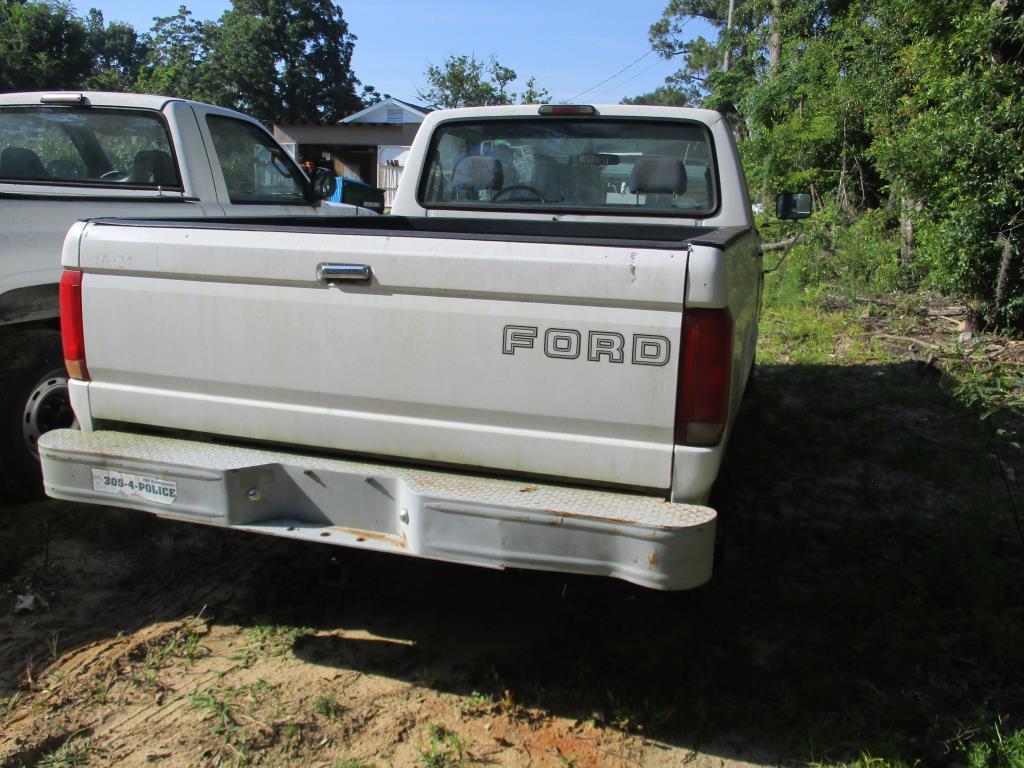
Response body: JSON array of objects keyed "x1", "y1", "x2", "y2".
[
  {"x1": 761, "y1": 234, "x2": 802, "y2": 252},
  {"x1": 869, "y1": 333, "x2": 944, "y2": 350},
  {"x1": 855, "y1": 296, "x2": 898, "y2": 306}
]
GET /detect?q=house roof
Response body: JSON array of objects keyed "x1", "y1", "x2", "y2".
[{"x1": 339, "y1": 96, "x2": 429, "y2": 125}]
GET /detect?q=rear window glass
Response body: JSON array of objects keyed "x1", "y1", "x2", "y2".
[
  {"x1": 419, "y1": 118, "x2": 717, "y2": 216},
  {"x1": 0, "y1": 107, "x2": 181, "y2": 189},
  {"x1": 206, "y1": 115, "x2": 307, "y2": 205}
]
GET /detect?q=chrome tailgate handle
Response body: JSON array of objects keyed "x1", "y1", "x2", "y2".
[{"x1": 318, "y1": 263, "x2": 371, "y2": 282}]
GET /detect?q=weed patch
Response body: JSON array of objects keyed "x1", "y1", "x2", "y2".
[
  {"x1": 232, "y1": 624, "x2": 306, "y2": 666},
  {"x1": 36, "y1": 734, "x2": 92, "y2": 768},
  {"x1": 187, "y1": 680, "x2": 284, "y2": 763},
  {"x1": 313, "y1": 692, "x2": 344, "y2": 719},
  {"x1": 418, "y1": 724, "x2": 465, "y2": 768}
]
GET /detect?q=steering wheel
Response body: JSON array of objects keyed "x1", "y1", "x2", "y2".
[
  {"x1": 99, "y1": 170, "x2": 127, "y2": 181},
  {"x1": 493, "y1": 185, "x2": 545, "y2": 203}
]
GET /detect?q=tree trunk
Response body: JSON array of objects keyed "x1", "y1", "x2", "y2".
[
  {"x1": 761, "y1": 0, "x2": 782, "y2": 209},
  {"x1": 722, "y1": 0, "x2": 736, "y2": 71},
  {"x1": 900, "y1": 195, "x2": 921, "y2": 269},
  {"x1": 769, "y1": 0, "x2": 782, "y2": 73},
  {"x1": 995, "y1": 233, "x2": 1014, "y2": 308}
]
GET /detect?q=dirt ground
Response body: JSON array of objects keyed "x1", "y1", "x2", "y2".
[
  {"x1": 2, "y1": 307, "x2": 1023, "y2": 767},
  {"x1": 0, "y1": 502, "x2": 774, "y2": 768}
]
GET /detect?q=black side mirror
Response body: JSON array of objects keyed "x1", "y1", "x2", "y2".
[
  {"x1": 340, "y1": 180, "x2": 386, "y2": 213},
  {"x1": 311, "y1": 167, "x2": 337, "y2": 201},
  {"x1": 776, "y1": 192, "x2": 812, "y2": 220}
]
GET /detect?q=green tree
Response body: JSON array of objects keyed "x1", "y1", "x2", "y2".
[
  {"x1": 621, "y1": 84, "x2": 690, "y2": 106},
  {"x1": 868, "y1": 0, "x2": 1024, "y2": 326},
  {"x1": 0, "y1": 0, "x2": 91, "y2": 90},
  {"x1": 213, "y1": 0, "x2": 363, "y2": 123},
  {"x1": 646, "y1": 0, "x2": 1024, "y2": 326},
  {"x1": 519, "y1": 76, "x2": 550, "y2": 105},
  {"x1": 418, "y1": 54, "x2": 548, "y2": 108},
  {"x1": 134, "y1": 0, "x2": 366, "y2": 122},
  {"x1": 134, "y1": 5, "x2": 224, "y2": 104},
  {"x1": 83, "y1": 8, "x2": 149, "y2": 91}
]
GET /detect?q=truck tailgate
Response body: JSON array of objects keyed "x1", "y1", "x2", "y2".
[{"x1": 71, "y1": 221, "x2": 688, "y2": 489}]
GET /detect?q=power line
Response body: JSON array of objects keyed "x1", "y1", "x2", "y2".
[
  {"x1": 560, "y1": 16, "x2": 699, "y2": 104},
  {"x1": 591, "y1": 57, "x2": 670, "y2": 100},
  {"x1": 561, "y1": 51, "x2": 653, "y2": 104}
]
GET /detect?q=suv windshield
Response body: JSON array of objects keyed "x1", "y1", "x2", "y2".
[
  {"x1": 419, "y1": 118, "x2": 716, "y2": 216},
  {"x1": 0, "y1": 107, "x2": 181, "y2": 189}
]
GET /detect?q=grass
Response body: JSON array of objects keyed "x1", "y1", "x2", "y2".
[
  {"x1": 313, "y1": 692, "x2": 344, "y2": 719},
  {"x1": 37, "y1": 735, "x2": 92, "y2": 768},
  {"x1": 232, "y1": 624, "x2": 306, "y2": 666},
  {"x1": 460, "y1": 690, "x2": 492, "y2": 716},
  {"x1": 810, "y1": 722, "x2": 1024, "y2": 768},
  {"x1": 943, "y1": 346, "x2": 1024, "y2": 421},
  {"x1": 189, "y1": 688, "x2": 240, "y2": 741},
  {"x1": 418, "y1": 724, "x2": 465, "y2": 768},
  {"x1": 962, "y1": 721, "x2": 1024, "y2": 768},
  {"x1": 745, "y1": 271, "x2": 1024, "y2": 762},
  {"x1": 759, "y1": 223, "x2": 1024, "y2": 426},
  {"x1": 1, "y1": 692, "x2": 22, "y2": 718},
  {"x1": 758, "y1": 292, "x2": 895, "y2": 366},
  {"x1": 90, "y1": 673, "x2": 116, "y2": 705},
  {"x1": 605, "y1": 690, "x2": 673, "y2": 734},
  {"x1": 187, "y1": 679, "x2": 280, "y2": 764},
  {"x1": 123, "y1": 617, "x2": 210, "y2": 694}
]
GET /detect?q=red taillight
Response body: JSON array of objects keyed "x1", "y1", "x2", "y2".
[
  {"x1": 59, "y1": 269, "x2": 89, "y2": 381},
  {"x1": 675, "y1": 308, "x2": 733, "y2": 446}
]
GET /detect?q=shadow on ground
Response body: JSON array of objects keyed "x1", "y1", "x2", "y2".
[{"x1": 2, "y1": 360, "x2": 1022, "y2": 764}]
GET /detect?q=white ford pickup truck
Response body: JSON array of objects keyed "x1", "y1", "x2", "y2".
[
  {"x1": 40, "y1": 104, "x2": 791, "y2": 590},
  {"x1": 0, "y1": 91, "x2": 366, "y2": 500}
]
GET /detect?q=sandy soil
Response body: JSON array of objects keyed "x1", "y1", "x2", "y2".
[{"x1": 0, "y1": 509, "x2": 750, "y2": 768}]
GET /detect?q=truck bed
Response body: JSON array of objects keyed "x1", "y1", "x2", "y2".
[{"x1": 85, "y1": 213, "x2": 749, "y2": 250}]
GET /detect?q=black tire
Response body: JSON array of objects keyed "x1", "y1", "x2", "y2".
[
  {"x1": 743, "y1": 352, "x2": 756, "y2": 397},
  {"x1": 0, "y1": 329, "x2": 73, "y2": 502}
]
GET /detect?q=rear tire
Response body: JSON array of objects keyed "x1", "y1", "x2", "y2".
[{"x1": 0, "y1": 329, "x2": 73, "y2": 502}]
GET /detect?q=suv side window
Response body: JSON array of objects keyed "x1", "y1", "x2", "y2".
[
  {"x1": 0, "y1": 107, "x2": 181, "y2": 189},
  {"x1": 206, "y1": 115, "x2": 307, "y2": 204}
]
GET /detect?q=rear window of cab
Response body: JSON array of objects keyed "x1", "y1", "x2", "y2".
[
  {"x1": 418, "y1": 118, "x2": 718, "y2": 217},
  {"x1": 0, "y1": 107, "x2": 181, "y2": 189}
]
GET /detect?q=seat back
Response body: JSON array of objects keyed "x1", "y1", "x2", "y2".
[
  {"x1": 451, "y1": 155, "x2": 503, "y2": 199},
  {"x1": 128, "y1": 150, "x2": 177, "y2": 187},
  {"x1": 0, "y1": 147, "x2": 48, "y2": 180},
  {"x1": 628, "y1": 155, "x2": 686, "y2": 195}
]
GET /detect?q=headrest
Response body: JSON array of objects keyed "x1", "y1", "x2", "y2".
[
  {"x1": 628, "y1": 155, "x2": 686, "y2": 195},
  {"x1": 451, "y1": 155, "x2": 503, "y2": 192},
  {"x1": 130, "y1": 150, "x2": 177, "y2": 186},
  {"x1": 1, "y1": 147, "x2": 47, "y2": 179}
]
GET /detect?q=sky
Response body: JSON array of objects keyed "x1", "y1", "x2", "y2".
[{"x1": 83, "y1": 0, "x2": 714, "y2": 106}]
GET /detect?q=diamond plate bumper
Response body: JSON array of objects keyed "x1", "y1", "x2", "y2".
[{"x1": 39, "y1": 429, "x2": 716, "y2": 590}]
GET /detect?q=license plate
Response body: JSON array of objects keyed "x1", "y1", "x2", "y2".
[{"x1": 91, "y1": 469, "x2": 177, "y2": 505}]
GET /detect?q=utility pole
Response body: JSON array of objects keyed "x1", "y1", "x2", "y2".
[{"x1": 722, "y1": 0, "x2": 736, "y2": 71}]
